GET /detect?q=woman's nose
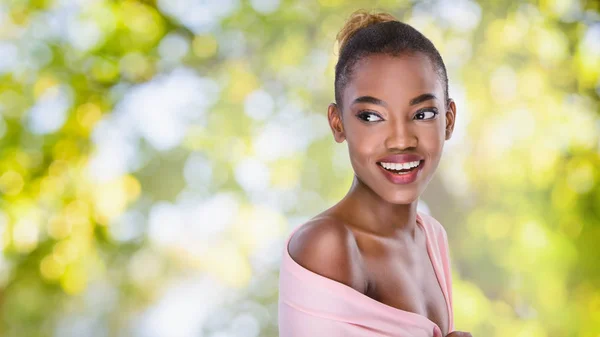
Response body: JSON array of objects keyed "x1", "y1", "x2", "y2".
[{"x1": 384, "y1": 121, "x2": 417, "y2": 150}]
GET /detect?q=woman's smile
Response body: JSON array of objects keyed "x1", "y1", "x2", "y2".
[
  {"x1": 376, "y1": 159, "x2": 424, "y2": 184},
  {"x1": 376, "y1": 153, "x2": 425, "y2": 185}
]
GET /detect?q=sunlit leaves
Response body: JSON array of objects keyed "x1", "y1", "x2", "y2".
[{"x1": 0, "y1": 0, "x2": 598, "y2": 337}]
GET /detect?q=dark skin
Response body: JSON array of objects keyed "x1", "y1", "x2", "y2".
[{"x1": 288, "y1": 53, "x2": 472, "y2": 337}]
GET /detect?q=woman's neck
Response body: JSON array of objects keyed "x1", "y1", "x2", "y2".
[{"x1": 337, "y1": 175, "x2": 420, "y2": 239}]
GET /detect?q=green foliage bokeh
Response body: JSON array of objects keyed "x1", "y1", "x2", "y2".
[{"x1": 0, "y1": 0, "x2": 598, "y2": 336}]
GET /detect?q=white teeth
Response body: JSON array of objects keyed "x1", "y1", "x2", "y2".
[{"x1": 380, "y1": 160, "x2": 420, "y2": 171}]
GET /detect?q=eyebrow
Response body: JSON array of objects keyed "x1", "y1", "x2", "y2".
[
  {"x1": 351, "y1": 96, "x2": 387, "y2": 107},
  {"x1": 351, "y1": 93, "x2": 438, "y2": 107},
  {"x1": 409, "y1": 93, "x2": 437, "y2": 106}
]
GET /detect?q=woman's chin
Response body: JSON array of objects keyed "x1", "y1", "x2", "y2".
[{"x1": 379, "y1": 190, "x2": 420, "y2": 205}]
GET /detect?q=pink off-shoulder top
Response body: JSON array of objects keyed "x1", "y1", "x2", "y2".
[{"x1": 278, "y1": 211, "x2": 455, "y2": 337}]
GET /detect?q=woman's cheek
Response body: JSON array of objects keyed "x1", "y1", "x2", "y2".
[
  {"x1": 346, "y1": 138, "x2": 377, "y2": 174},
  {"x1": 420, "y1": 126, "x2": 444, "y2": 150}
]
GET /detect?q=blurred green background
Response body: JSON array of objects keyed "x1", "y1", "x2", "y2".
[{"x1": 0, "y1": 0, "x2": 598, "y2": 336}]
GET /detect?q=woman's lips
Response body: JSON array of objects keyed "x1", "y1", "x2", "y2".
[{"x1": 376, "y1": 160, "x2": 424, "y2": 185}]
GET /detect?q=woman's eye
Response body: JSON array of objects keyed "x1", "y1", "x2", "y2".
[
  {"x1": 357, "y1": 111, "x2": 383, "y2": 122},
  {"x1": 414, "y1": 110, "x2": 438, "y2": 120}
]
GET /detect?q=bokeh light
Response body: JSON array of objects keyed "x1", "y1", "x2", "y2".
[{"x1": 0, "y1": 0, "x2": 598, "y2": 336}]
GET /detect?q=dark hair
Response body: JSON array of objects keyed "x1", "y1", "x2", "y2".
[{"x1": 334, "y1": 10, "x2": 449, "y2": 109}]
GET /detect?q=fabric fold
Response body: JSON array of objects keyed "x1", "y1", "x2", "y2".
[{"x1": 278, "y1": 212, "x2": 454, "y2": 337}]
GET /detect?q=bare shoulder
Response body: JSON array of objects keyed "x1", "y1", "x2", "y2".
[{"x1": 287, "y1": 216, "x2": 367, "y2": 293}]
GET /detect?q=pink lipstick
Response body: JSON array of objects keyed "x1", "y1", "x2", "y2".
[{"x1": 376, "y1": 154, "x2": 424, "y2": 185}]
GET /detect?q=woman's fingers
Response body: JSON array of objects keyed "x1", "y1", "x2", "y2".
[{"x1": 445, "y1": 332, "x2": 473, "y2": 337}]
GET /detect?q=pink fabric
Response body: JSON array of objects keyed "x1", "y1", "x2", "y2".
[{"x1": 278, "y1": 212, "x2": 454, "y2": 337}]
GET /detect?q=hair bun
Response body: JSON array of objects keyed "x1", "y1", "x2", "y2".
[{"x1": 336, "y1": 10, "x2": 397, "y2": 53}]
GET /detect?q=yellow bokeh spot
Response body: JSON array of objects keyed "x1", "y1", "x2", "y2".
[
  {"x1": 537, "y1": 277, "x2": 566, "y2": 312},
  {"x1": 540, "y1": 0, "x2": 577, "y2": 18},
  {"x1": 64, "y1": 200, "x2": 90, "y2": 227},
  {"x1": 124, "y1": 4, "x2": 155, "y2": 34},
  {"x1": 12, "y1": 218, "x2": 39, "y2": 253},
  {"x1": 92, "y1": 175, "x2": 140, "y2": 222},
  {"x1": 48, "y1": 160, "x2": 69, "y2": 177},
  {"x1": 91, "y1": 57, "x2": 120, "y2": 83},
  {"x1": 69, "y1": 226, "x2": 93, "y2": 255},
  {"x1": 519, "y1": 221, "x2": 549, "y2": 251},
  {"x1": 120, "y1": 52, "x2": 154, "y2": 81},
  {"x1": 567, "y1": 106, "x2": 599, "y2": 151},
  {"x1": 551, "y1": 181, "x2": 577, "y2": 212},
  {"x1": 501, "y1": 18, "x2": 528, "y2": 49},
  {"x1": 0, "y1": 210, "x2": 9, "y2": 247},
  {"x1": 485, "y1": 19, "x2": 506, "y2": 49},
  {"x1": 490, "y1": 65, "x2": 518, "y2": 103},
  {"x1": 561, "y1": 221, "x2": 583, "y2": 239},
  {"x1": 40, "y1": 254, "x2": 65, "y2": 281},
  {"x1": 128, "y1": 249, "x2": 162, "y2": 286},
  {"x1": 270, "y1": 32, "x2": 308, "y2": 70},
  {"x1": 329, "y1": 174, "x2": 353, "y2": 201},
  {"x1": 519, "y1": 67, "x2": 546, "y2": 99},
  {"x1": 270, "y1": 159, "x2": 301, "y2": 189},
  {"x1": 53, "y1": 139, "x2": 79, "y2": 160},
  {"x1": 417, "y1": 25, "x2": 444, "y2": 52},
  {"x1": 319, "y1": 14, "x2": 345, "y2": 49},
  {"x1": 533, "y1": 26, "x2": 568, "y2": 65},
  {"x1": 87, "y1": 2, "x2": 117, "y2": 34},
  {"x1": 60, "y1": 264, "x2": 87, "y2": 295},
  {"x1": 33, "y1": 75, "x2": 59, "y2": 99},
  {"x1": 576, "y1": 45, "x2": 600, "y2": 89},
  {"x1": 123, "y1": 175, "x2": 141, "y2": 203},
  {"x1": 119, "y1": 2, "x2": 165, "y2": 49},
  {"x1": 230, "y1": 205, "x2": 287, "y2": 255},
  {"x1": 318, "y1": 0, "x2": 344, "y2": 8},
  {"x1": 492, "y1": 300, "x2": 513, "y2": 317},
  {"x1": 39, "y1": 176, "x2": 66, "y2": 200},
  {"x1": 226, "y1": 62, "x2": 258, "y2": 103},
  {"x1": 566, "y1": 160, "x2": 595, "y2": 194},
  {"x1": 182, "y1": 126, "x2": 209, "y2": 151},
  {"x1": 93, "y1": 213, "x2": 109, "y2": 227},
  {"x1": 76, "y1": 103, "x2": 103, "y2": 130},
  {"x1": 47, "y1": 215, "x2": 72, "y2": 240},
  {"x1": 192, "y1": 35, "x2": 218, "y2": 59},
  {"x1": 515, "y1": 321, "x2": 548, "y2": 337},
  {"x1": 93, "y1": 182, "x2": 127, "y2": 222},
  {"x1": 588, "y1": 292, "x2": 600, "y2": 318},
  {"x1": 453, "y1": 280, "x2": 491, "y2": 329},
  {"x1": 0, "y1": 170, "x2": 24, "y2": 196},
  {"x1": 529, "y1": 141, "x2": 558, "y2": 186},
  {"x1": 53, "y1": 240, "x2": 79, "y2": 264},
  {"x1": 14, "y1": 149, "x2": 41, "y2": 170},
  {"x1": 199, "y1": 240, "x2": 252, "y2": 288},
  {"x1": 8, "y1": 5, "x2": 28, "y2": 25},
  {"x1": 484, "y1": 213, "x2": 511, "y2": 240}
]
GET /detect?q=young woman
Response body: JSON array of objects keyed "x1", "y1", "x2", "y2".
[{"x1": 278, "y1": 10, "x2": 472, "y2": 337}]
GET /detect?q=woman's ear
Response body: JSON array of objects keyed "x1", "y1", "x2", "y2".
[
  {"x1": 328, "y1": 103, "x2": 346, "y2": 143},
  {"x1": 445, "y1": 99, "x2": 457, "y2": 140}
]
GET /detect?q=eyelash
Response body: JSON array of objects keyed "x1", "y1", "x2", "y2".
[
  {"x1": 356, "y1": 108, "x2": 439, "y2": 123},
  {"x1": 356, "y1": 111, "x2": 383, "y2": 123},
  {"x1": 414, "y1": 109, "x2": 439, "y2": 120}
]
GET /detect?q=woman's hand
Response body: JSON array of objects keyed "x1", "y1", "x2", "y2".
[{"x1": 445, "y1": 332, "x2": 473, "y2": 337}]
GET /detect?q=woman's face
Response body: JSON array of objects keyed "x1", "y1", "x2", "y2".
[{"x1": 328, "y1": 53, "x2": 456, "y2": 205}]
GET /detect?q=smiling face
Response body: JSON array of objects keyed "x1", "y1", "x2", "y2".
[{"x1": 328, "y1": 53, "x2": 456, "y2": 205}]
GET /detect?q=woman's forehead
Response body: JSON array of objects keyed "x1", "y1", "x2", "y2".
[{"x1": 344, "y1": 53, "x2": 443, "y2": 105}]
